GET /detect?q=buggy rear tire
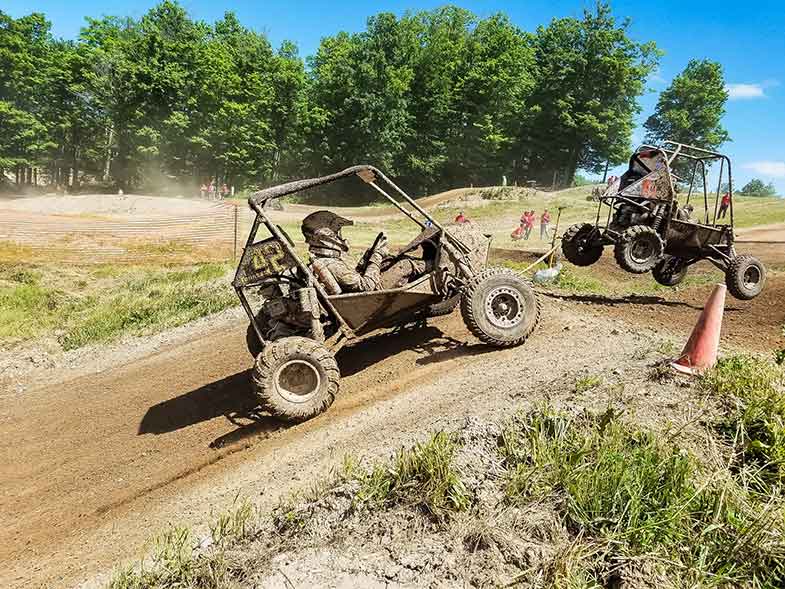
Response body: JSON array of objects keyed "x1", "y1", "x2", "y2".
[
  {"x1": 425, "y1": 295, "x2": 460, "y2": 318},
  {"x1": 725, "y1": 255, "x2": 766, "y2": 300},
  {"x1": 614, "y1": 225, "x2": 664, "y2": 274},
  {"x1": 460, "y1": 267, "x2": 539, "y2": 347},
  {"x1": 252, "y1": 336, "x2": 339, "y2": 422},
  {"x1": 562, "y1": 223, "x2": 603, "y2": 266},
  {"x1": 652, "y1": 255, "x2": 689, "y2": 287}
]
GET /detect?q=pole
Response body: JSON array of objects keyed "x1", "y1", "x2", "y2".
[
  {"x1": 233, "y1": 205, "x2": 238, "y2": 261},
  {"x1": 602, "y1": 160, "x2": 609, "y2": 183},
  {"x1": 548, "y1": 206, "x2": 565, "y2": 267}
]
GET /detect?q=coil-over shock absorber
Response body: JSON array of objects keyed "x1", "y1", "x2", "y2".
[{"x1": 651, "y1": 202, "x2": 668, "y2": 233}]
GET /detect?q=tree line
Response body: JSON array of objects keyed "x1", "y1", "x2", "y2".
[{"x1": 0, "y1": 1, "x2": 730, "y2": 197}]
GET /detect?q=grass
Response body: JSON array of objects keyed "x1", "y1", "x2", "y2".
[
  {"x1": 354, "y1": 431, "x2": 470, "y2": 519},
  {"x1": 0, "y1": 261, "x2": 235, "y2": 351},
  {"x1": 500, "y1": 407, "x2": 785, "y2": 586},
  {"x1": 575, "y1": 375, "x2": 603, "y2": 393},
  {"x1": 703, "y1": 355, "x2": 785, "y2": 490}
]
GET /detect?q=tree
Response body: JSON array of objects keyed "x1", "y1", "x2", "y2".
[
  {"x1": 521, "y1": 2, "x2": 659, "y2": 186},
  {"x1": 738, "y1": 178, "x2": 778, "y2": 197},
  {"x1": 644, "y1": 59, "x2": 729, "y2": 149}
]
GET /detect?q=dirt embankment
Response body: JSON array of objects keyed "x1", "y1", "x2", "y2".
[{"x1": 2, "y1": 295, "x2": 678, "y2": 589}]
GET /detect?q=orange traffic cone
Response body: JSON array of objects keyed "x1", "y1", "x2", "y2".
[{"x1": 671, "y1": 284, "x2": 726, "y2": 375}]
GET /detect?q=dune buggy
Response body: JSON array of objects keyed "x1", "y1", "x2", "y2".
[
  {"x1": 561, "y1": 141, "x2": 766, "y2": 300},
  {"x1": 233, "y1": 165, "x2": 540, "y2": 422}
]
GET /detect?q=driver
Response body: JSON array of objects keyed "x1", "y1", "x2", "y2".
[{"x1": 301, "y1": 210, "x2": 426, "y2": 294}]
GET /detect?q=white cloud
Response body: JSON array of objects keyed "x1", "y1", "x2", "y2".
[
  {"x1": 726, "y1": 83, "x2": 766, "y2": 100},
  {"x1": 743, "y1": 161, "x2": 785, "y2": 178}
]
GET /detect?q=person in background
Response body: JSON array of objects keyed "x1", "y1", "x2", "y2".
[
  {"x1": 455, "y1": 211, "x2": 468, "y2": 224},
  {"x1": 540, "y1": 209, "x2": 551, "y2": 240},
  {"x1": 208, "y1": 181, "x2": 215, "y2": 200},
  {"x1": 523, "y1": 210, "x2": 534, "y2": 240},
  {"x1": 718, "y1": 191, "x2": 731, "y2": 219},
  {"x1": 199, "y1": 182, "x2": 207, "y2": 198},
  {"x1": 221, "y1": 183, "x2": 229, "y2": 199}
]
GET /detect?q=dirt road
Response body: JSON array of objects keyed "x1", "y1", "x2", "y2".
[
  {"x1": 2, "y1": 297, "x2": 673, "y2": 589},
  {"x1": 2, "y1": 228, "x2": 782, "y2": 588}
]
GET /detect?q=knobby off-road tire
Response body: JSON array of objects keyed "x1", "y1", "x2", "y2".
[
  {"x1": 614, "y1": 225, "x2": 664, "y2": 274},
  {"x1": 252, "y1": 336, "x2": 340, "y2": 422},
  {"x1": 460, "y1": 267, "x2": 540, "y2": 347},
  {"x1": 562, "y1": 223, "x2": 603, "y2": 267},
  {"x1": 652, "y1": 255, "x2": 689, "y2": 287},
  {"x1": 725, "y1": 255, "x2": 766, "y2": 300},
  {"x1": 425, "y1": 295, "x2": 460, "y2": 318}
]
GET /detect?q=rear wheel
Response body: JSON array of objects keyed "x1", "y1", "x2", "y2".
[
  {"x1": 252, "y1": 336, "x2": 339, "y2": 422},
  {"x1": 652, "y1": 255, "x2": 689, "y2": 287},
  {"x1": 460, "y1": 267, "x2": 539, "y2": 347},
  {"x1": 614, "y1": 225, "x2": 664, "y2": 274},
  {"x1": 562, "y1": 223, "x2": 603, "y2": 266},
  {"x1": 725, "y1": 255, "x2": 766, "y2": 300}
]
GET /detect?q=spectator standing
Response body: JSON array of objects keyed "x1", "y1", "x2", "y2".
[
  {"x1": 221, "y1": 183, "x2": 229, "y2": 199},
  {"x1": 540, "y1": 209, "x2": 551, "y2": 240},
  {"x1": 719, "y1": 192, "x2": 731, "y2": 219},
  {"x1": 199, "y1": 183, "x2": 207, "y2": 198},
  {"x1": 208, "y1": 181, "x2": 215, "y2": 200},
  {"x1": 523, "y1": 211, "x2": 534, "y2": 240}
]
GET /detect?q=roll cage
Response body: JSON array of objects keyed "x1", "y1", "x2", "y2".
[{"x1": 232, "y1": 165, "x2": 475, "y2": 349}]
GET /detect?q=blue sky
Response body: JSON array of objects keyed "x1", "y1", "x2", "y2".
[{"x1": 6, "y1": 0, "x2": 785, "y2": 194}]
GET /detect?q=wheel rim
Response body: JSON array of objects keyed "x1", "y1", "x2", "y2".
[
  {"x1": 743, "y1": 265, "x2": 761, "y2": 290},
  {"x1": 275, "y1": 360, "x2": 321, "y2": 404},
  {"x1": 485, "y1": 286, "x2": 525, "y2": 328},
  {"x1": 631, "y1": 237, "x2": 657, "y2": 263}
]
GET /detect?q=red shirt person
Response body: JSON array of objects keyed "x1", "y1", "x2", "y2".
[
  {"x1": 719, "y1": 192, "x2": 731, "y2": 219},
  {"x1": 455, "y1": 211, "x2": 468, "y2": 224},
  {"x1": 540, "y1": 209, "x2": 552, "y2": 240}
]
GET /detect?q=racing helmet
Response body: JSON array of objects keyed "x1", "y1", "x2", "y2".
[{"x1": 301, "y1": 210, "x2": 353, "y2": 257}]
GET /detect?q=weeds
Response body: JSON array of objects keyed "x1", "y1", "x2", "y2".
[
  {"x1": 574, "y1": 375, "x2": 603, "y2": 393},
  {"x1": 703, "y1": 355, "x2": 785, "y2": 490},
  {"x1": 354, "y1": 431, "x2": 470, "y2": 519},
  {"x1": 0, "y1": 261, "x2": 234, "y2": 349},
  {"x1": 499, "y1": 407, "x2": 785, "y2": 586}
]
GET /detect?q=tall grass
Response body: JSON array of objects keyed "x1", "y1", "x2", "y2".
[
  {"x1": 0, "y1": 261, "x2": 235, "y2": 350},
  {"x1": 354, "y1": 431, "x2": 470, "y2": 519},
  {"x1": 703, "y1": 355, "x2": 785, "y2": 490},
  {"x1": 500, "y1": 408, "x2": 785, "y2": 586}
]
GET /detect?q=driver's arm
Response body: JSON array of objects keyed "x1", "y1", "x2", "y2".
[{"x1": 331, "y1": 252, "x2": 383, "y2": 292}]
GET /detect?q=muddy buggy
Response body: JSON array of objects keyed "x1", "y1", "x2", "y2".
[
  {"x1": 233, "y1": 166, "x2": 540, "y2": 422},
  {"x1": 561, "y1": 142, "x2": 766, "y2": 300}
]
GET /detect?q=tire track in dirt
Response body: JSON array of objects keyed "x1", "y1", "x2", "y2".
[{"x1": 0, "y1": 312, "x2": 500, "y2": 588}]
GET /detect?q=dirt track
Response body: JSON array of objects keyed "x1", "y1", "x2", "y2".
[
  {"x1": 1, "y1": 296, "x2": 678, "y2": 589},
  {"x1": 2, "y1": 227, "x2": 783, "y2": 588}
]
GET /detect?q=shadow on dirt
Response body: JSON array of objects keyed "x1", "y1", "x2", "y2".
[
  {"x1": 337, "y1": 321, "x2": 493, "y2": 376},
  {"x1": 138, "y1": 370, "x2": 257, "y2": 435},
  {"x1": 543, "y1": 291, "x2": 705, "y2": 310},
  {"x1": 139, "y1": 319, "x2": 495, "y2": 447},
  {"x1": 139, "y1": 369, "x2": 290, "y2": 448}
]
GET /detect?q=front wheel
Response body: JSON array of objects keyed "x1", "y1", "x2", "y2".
[
  {"x1": 460, "y1": 267, "x2": 540, "y2": 347},
  {"x1": 725, "y1": 255, "x2": 766, "y2": 300},
  {"x1": 614, "y1": 225, "x2": 664, "y2": 274},
  {"x1": 652, "y1": 255, "x2": 689, "y2": 287},
  {"x1": 562, "y1": 223, "x2": 603, "y2": 266},
  {"x1": 252, "y1": 336, "x2": 340, "y2": 422}
]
